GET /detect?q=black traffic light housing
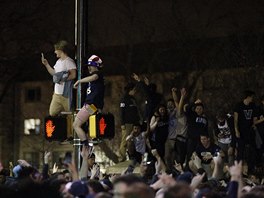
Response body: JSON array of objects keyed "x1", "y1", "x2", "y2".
[
  {"x1": 89, "y1": 112, "x2": 115, "y2": 139},
  {"x1": 44, "y1": 116, "x2": 68, "y2": 141}
]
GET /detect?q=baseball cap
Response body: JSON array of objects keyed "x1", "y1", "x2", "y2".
[{"x1": 86, "y1": 55, "x2": 103, "y2": 68}]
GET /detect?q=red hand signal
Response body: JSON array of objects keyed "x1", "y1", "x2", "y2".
[
  {"x1": 99, "y1": 117, "x2": 107, "y2": 135},
  {"x1": 46, "y1": 120, "x2": 55, "y2": 137}
]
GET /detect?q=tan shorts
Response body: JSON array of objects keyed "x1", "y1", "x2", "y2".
[{"x1": 49, "y1": 94, "x2": 69, "y2": 116}]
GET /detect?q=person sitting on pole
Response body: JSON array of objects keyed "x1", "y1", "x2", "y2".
[{"x1": 73, "y1": 55, "x2": 105, "y2": 146}]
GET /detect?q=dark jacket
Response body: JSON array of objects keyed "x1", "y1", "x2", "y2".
[
  {"x1": 120, "y1": 94, "x2": 140, "y2": 125},
  {"x1": 185, "y1": 103, "x2": 208, "y2": 139}
]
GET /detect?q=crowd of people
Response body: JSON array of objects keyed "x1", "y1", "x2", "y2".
[
  {"x1": 0, "y1": 40, "x2": 264, "y2": 197},
  {"x1": 0, "y1": 144, "x2": 264, "y2": 198}
]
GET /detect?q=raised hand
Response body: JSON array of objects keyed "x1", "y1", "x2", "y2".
[
  {"x1": 143, "y1": 76, "x2": 150, "y2": 85},
  {"x1": 131, "y1": 73, "x2": 140, "y2": 81},
  {"x1": 213, "y1": 152, "x2": 223, "y2": 166},
  {"x1": 180, "y1": 88, "x2": 186, "y2": 97},
  {"x1": 41, "y1": 53, "x2": 49, "y2": 66},
  {"x1": 173, "y1": 160, "x2": 183, "y2": 173},
  {"x1": 194, "y1": 99, "x2": 202, "y2": 104},
  {"x1": 44, "y1": 151, "x2": 51, "y2": 164},
  {"x1": 171, "y1": 87, "x2": 177, "y2": 92},
  {"x1": 192, "y1": 153, "x2": 202, "y2": 169},
  {"x1": 151, "y1": 149, "x2": 159, "y2": 159},
  {"x1": 191, "y1": 173, "x2": 205, "y2": 189},
  {"x1": 150, "y1": 174, "x2": 176, "y2": 190},
  {"x1": 90, "y1": 164, "x2": 100, "y2": 179},
  {"x1": 52, "y1": 163, "x2": 58, "y2": 173},
  {"x1": 228, "y1": 160, "x2": 242, "y2": 179}
]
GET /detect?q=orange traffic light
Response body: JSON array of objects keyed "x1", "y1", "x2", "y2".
[
  {"x1": 89, "y1": 113, "x2": 115, "y2": 139},
  {"x1": 99, "y1": 117, "x2": 107, "y2": 135},
  {"x1": 46, "y1": 120, "x2": 55, "y2": 137},
  {"x1": 44, "y1": 116, "x2": 68, "y2": 141}
]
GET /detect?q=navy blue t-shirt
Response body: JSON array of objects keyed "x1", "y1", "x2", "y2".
[
  {"x1": 195, "y1": 143, "x2": 221, "y2": 164},
  {"x1": 85, "y1": 71, "x2": 105, "y2": 109},
  {"x1": 234, "y1": 102, "x2": 256, "y2": 139}
]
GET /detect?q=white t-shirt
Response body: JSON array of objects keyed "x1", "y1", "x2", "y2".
[
  {"x1": 175, "y1": 111, "x2": 188, "y2": 138},
  {"x1": 217, "y1": 120, "x2": 232, "y2": 144},
  {"x1": 53, "y1": 57, "x2": 76, "y2": 94}
]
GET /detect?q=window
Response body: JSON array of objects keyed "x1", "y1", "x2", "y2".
[
  {"x1": 24, "y1": 119, "x2": 41, "y2": 135},
  {"x1": 25, "y1": 87, "x2": 41, "y2": 102}
]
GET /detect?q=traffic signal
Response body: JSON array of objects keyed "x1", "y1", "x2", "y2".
[
  {"x1": 44, "y1": 113, "x2": 114, "y2": 142},
  {"x1": 44, "y1": 116, "x2": 68, "y2": 141},
  {"x1": 89, "y1": 113, "x2": 115, "y2": 139}
]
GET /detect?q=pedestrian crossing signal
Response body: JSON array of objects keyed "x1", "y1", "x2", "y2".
[
  {"x1": 99, "y1": 117, "x2": 107, "y2": 135},
  {"x1": 89, "y1": 113, "x2": 115, "y2": 139},
  {"x1": 44, "y1": 116, "x2": 68, "y2": 141}
]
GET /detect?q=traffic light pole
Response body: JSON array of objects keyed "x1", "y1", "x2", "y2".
[
  {"x1": 74, "y1": 0, "x2": 86, "y2": 169},
  {"x1": 75, "y1": 0, "x2": 84, "y2": 107}
]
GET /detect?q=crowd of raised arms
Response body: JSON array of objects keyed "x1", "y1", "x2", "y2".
[{"x1": 1, "y1": 40, "x2": 264, "y2": 197}]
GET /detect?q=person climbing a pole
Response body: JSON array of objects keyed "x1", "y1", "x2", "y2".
[{"x1": 73, "y1": 55, "x2": 105, "y2": 146}]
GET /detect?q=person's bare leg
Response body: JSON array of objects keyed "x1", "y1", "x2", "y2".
[{"x1": 73, "y1": 117, "x2": 87, "y2": 141}]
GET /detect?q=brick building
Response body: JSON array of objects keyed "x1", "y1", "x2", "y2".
[{"x1": 1, "y1": 67, "x2": 264, "y2": 170}]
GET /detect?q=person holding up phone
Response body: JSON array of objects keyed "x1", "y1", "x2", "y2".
[{"x1": 41, "y1": 40, "x2": 76, "y2": 116}]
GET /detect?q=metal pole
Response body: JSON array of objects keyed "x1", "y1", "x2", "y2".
[
  {"x1": 74, "y1": 0, "x2": 84, "y2": 169},
  {"x1": 76, "y1": 0, "x2": 83, "y2": 108}
]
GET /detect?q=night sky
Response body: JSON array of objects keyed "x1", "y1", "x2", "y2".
[
  {"x1": 1, "y1": 0, "x2": 264, "y2": 80},
  {"x1": 1, "y1": 0, "x2": 264, "y2": 171}
]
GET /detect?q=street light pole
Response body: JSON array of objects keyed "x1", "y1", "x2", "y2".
[
  {"x1": 75, "y1": 0, "x2": 84, "y2": 107},
  {"x1": 74, "y1": 0, "x2": 86, "y2": 169}
]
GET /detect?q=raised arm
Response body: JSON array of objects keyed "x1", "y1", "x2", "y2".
[
  {"x1": 144, "y1": 119, "x2": 151, "y2": 136},
  {"x1": 171, "y1": 87, "x2": 179, "y2": 109},
  {"x1": 79, "y1": 146, "x2": 90, "y2": 180},
  {"x1": 131, "y1": 73, "x2": 141, "y2": 82},
  {"x1": 73, "y1": 73, "x2": 98, "y2": 89},
  {"x1": 41, "y1": 55, "x2": 55, "y2": 75},
  {"x1": 143, "y1": 76, "x2": 150, "y2": 86},
  {"x1": 212, "y1": 152, "x2": 224, "y2": 179},
  {"x1": 152, "y1": 149, "x2": 166, "y2": 174},
  {"x1": 42, "y1": 151, "x2": 51, "y2": 180},
  {"x1": 234, "y1": 112, "x2": 240, "y2": 138},
  {"x1": 132, "y1": 73, "x2": 150, "y2": 95},
  {"x1": 178, "y1": 88, "x2": 187, "y2": 114},
  {"x1": 150, "y1": 115, "x2": 159, "y2": 131},
  {"x1": 227, "y1": 161, "x2": 243, "y2": 198}
]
